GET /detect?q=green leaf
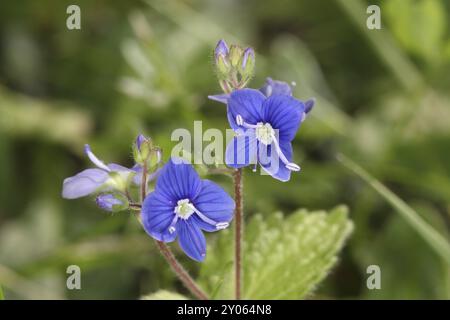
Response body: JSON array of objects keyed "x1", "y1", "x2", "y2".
[
  {"x1": 199, "y1": 206, "x2": 353, "y2": 299},
  {"x1": 0, "y1": 285, "x2": 4, "y2": 300},
  {"x1": 141, "y1": 290, "x2": 188, "y2": 300},
  {"x1": 338, "y1": 154, "x2": 450, "y2": 265}
]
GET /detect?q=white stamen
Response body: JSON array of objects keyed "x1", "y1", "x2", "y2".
[
  {"x1": 236, "y1": 115, "x2": 243, "y2": 126},
  {"x1": 270, "y1": 133, "x2": 301, "y2": 172},
  {"x1": 237, "y1": 114, "x2": 258, "y2": 129},
  {"x1": 216, "y1": 222, "x2": 229, "y2": 230},
  {"x1": 286, "y1": 163, "x2": 301, "y2": 171},
  {"x1": 84, "y1": 144, "x2": 111, "y2": 172},
  {"x1": 171, "y1": 199, "x2": 229, "y2": 231}
]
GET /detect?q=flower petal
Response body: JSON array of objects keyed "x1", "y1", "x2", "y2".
[
  {"x1": 141, "y1": 190, "x2": 177, "y2": 243},
  {"x1": 177, "y1": 219, "x2": 206, "y2": 262},
  {"x1": 225, "y1": 130, "x2": 257, "y2": 168},
  {"x1": 259, "y1": 78, "x2": 292, "y2": 97},
  {"x1": 262, "y1": 94, "x2": 304, "y2": 142},
  {"x1": 155, "y1": 158, "x2": 202, "y2": 201},
  {"x1": 208, "y1": 93, "x2": 229, "y2": 104},
  {"x1": 227, "y1": 89, "x2": 265, "y2": 130},
  {"x1": 192, "y1": 180, "x2": 235, "y2": 232},
  {"x1": 62, "y1": 168, "x2": 109, "y2": 199},
  {"x1": 258, "y1": 141, "x2": 293, "y2": 182}
]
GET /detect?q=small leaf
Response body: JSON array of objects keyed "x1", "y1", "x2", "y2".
[
  {"x1": 141, "y1": 290, "x2": 188, "y2": 300},
  {"x1": 199, "y1": 206, "x2": 353, "y2": 299}
]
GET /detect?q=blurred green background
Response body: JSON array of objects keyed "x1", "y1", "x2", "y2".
[{"x1": 0, "y1": 0, "x2": 449, "y2": 299}]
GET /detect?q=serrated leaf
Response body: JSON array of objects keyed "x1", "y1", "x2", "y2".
[
  {"x1": 199, "y1": 206, "x2": 353, "y2": 299},
  {"x1": 141, "y1": 290, "x2": 188, "y2": 300}
]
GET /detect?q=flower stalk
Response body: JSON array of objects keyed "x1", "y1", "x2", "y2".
[{"x1": 233, "y1": 168, "x2": 244, "y2": 299}]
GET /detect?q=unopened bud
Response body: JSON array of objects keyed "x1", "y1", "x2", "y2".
[
  {"x1": 214, "y1": 39, "x2": 229, "y2": 59},
  {"x1": 240, "y1": 47, "x2": 255, "y2": 77},
  {"x1": 96, "y1": 193, "x2": 129, "y2": 212},
  {"x1": 228, "y1": 45, "x2": 243, "y2": 68}
]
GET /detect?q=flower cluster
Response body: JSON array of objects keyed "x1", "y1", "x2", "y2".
[{"x1": 62, "y1": 39, "x2": 314, "y2": 263}]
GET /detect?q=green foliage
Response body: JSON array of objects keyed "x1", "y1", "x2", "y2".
[
  {"x1": 338, "y1": 154, "x2": 450, "y2": 265},
  {"x1": 0, "y1": 0, "x2": 449, "y2": 300},
  {"x1": 384, "y1": 0, "x2": 447, "y2": 64},
  {"x1": 141, "y1": 290, "x2": 188, "y2": 300},
  {"x1": 0, "y1": 285, "x2": 4, "y2": 300},
  {"x1": 199, "y1": 206, "x2": 353, "y2": 299}
]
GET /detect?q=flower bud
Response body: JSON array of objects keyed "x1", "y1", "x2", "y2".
[
  {"x1": 133, "y1": 134, "x2": 162, "y2": 171},
  {"x1": 96, "y1": 193, "x2": 129, "y2": 212},
  {"x1": 214, "y1": 39, "x2": 229, "y2": 59},
  {"x1": 215, "y1": 53, "x2": 231, "y2": 78},
  {"x1": 239, "y1": 47, "x2": 255, "y2": 79},
  {"x1": 228, "y1": 44, "x2": 243, "y2": 68},
  {"x1": 133, "y1": 134, "x2": 153, "y2": 164}
]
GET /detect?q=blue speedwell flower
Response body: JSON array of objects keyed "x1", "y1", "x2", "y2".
[
  {"x1": 209, "y1": 77, "x2": 315, "y2": 121},
  {"x1": 62, "y1": 144, "x2": 141, "y2": 199},
  {"x1": 141, "y1": 158, "x2": 235, "y2": 262},
  {"x1": 225, "y1": 88, "x2": 307, "y2": 181}
]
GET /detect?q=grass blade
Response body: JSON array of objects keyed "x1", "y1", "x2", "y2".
[{"x1": 338, "y1": 154, "x2": 450, "y2": 265}]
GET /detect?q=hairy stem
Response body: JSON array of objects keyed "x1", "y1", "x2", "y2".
[
  {"x1": 155, "y1": 241, "x2": 209, "y2": 300},
  {"x1": 233, "y1": 168, "x2": 244, "y2": 299}
]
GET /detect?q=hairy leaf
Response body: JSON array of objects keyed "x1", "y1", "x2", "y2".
[{"x1": 199, "y1": 206, "x2": 353, "y2": 299}]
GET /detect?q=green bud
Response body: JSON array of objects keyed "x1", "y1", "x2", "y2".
[
  {"x1": 228, "y1": 45, "x2": 244, "y2": 68},
  {"x1": 215, "y1": 53, "x2": 231, "y2": 78}
]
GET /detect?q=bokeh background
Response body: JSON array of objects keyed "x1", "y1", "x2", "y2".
[{"x1": 0, "y1": 0, "x2": 450, "y2": 299}]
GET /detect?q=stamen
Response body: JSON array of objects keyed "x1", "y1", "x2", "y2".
[
  {"x1": 188, "y1": 203, "x2": 229, "y2": 230},
  {"x1": 168, "y1": 215, "x2": 179, "y2": 234},
  {"x1": 84, "y1": 144, "x2": 111, "y2": 172},
  {"x1": 270, "y1": 133, "x2": 301, "y2": 172},
  {"x1": 236, "y1": 115, "x2": 243, "y2": 126},
  {"x1": 236, "y1": 114, "x2": 258, "y2": 129}
]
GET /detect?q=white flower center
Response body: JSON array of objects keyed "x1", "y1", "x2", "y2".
[
  {"x1": 174, "y1": 199, "x2": 194, "y2": 219},
  {"x1": 255, "y1": 122, "x2": 274, "y2": 145}
]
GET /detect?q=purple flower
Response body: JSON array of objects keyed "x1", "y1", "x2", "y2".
[
  {"x1": 141, "y1": 158, "x2": 235, "y2": 262},
  {"x1": 225, "y1": 89, "x2": 305, "y2": 181},
  {"x1": 62, "y1": 144, "x2": 140, "y2": 199}
]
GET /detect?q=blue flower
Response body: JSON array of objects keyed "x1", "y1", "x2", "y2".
[
  {"x1": 141, "y1": 158, "x2": 235, "y2": 262},
  {"x1": 209, "y1": 77, "x2": 315, "y2": 120},
  {"x1": 225, "y1": 88, "x2": 306, "y2": 181},
  {"x1": 62, "y1": 144, "x2": 141, "y2": 199}
]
